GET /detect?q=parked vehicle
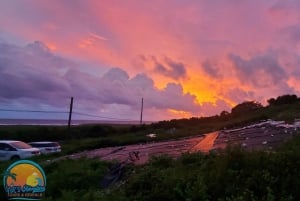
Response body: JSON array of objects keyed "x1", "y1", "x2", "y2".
[
  {"x1": 0, "y1": 140, "x2": 40, "y2": 161},
  {"x1": 28, "y1": 141, "x2": 61, "y2": 154}
]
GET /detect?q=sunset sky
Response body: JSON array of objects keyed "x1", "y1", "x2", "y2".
[{"x1": 0, "y1": 0, "x2": 300, "y2": 121}]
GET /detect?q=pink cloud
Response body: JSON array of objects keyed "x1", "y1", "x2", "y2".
[{"x1": 0, "y1": 0, "x2": 300, "y2": 120}]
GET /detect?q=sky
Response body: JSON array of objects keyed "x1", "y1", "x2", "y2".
[{"x1": 0, "y1": 0, "x2": 300, "y2": 121}]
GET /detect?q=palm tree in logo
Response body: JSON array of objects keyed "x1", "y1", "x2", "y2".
[{"x1": 3, "y1": 170, "x2": 17, "y2": 185}]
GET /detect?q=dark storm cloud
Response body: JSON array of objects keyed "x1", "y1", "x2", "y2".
[
  {"x1": 95, "y1": 68, "x2": 200, "y2": 112},
  {"x1": 229, "y1": 53, "x2": 288, "y2": 88},
  {"x1": 0, "y1": 40, "x2": 72, "y2": 106},
  {"x1": 146, "y1": 83, "x2": 199, "y2": 111},
  {"x1": 0, "y1": 40, "x2": 201, "y2": 114},
  {"x1": 202, "y1": 60, "x2": 222, "y2": 78},
  {"x1": 164, "y1": 57, "x2": 187, "y2": 79},
  {"x1": 151, "y1": 56, "x2": 187, "y2": 79}
]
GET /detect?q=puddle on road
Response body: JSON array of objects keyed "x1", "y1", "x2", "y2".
[{"x1": 190, "y1": 132, "x2": 219, "y2": 153}]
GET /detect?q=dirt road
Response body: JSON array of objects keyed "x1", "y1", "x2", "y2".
[
  {"x1": 68, "y1": 134, "x2": 217, "y2": 164},
  {"x1": 65, "y1": 120, "x2": 299, "y2": 164}
]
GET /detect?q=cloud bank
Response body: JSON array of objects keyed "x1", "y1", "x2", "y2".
[
  {"x1": 0, "y1": 0, "x2": 300, "y2": 120},
  {"x1": 0, "y1": 40, "x2": 213, "y2": 120}
]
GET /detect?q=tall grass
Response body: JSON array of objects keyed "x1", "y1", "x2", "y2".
[{"x1": 1, "y1": 135, "x2": 299, "y2": 200}]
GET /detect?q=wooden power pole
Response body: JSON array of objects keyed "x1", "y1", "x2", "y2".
[
  {"x1": 140, "y1": 97, "x2": 144, "y2": 125},
  {"x1": 68, "y1": 97, "x2": 73, "y2": 129}
]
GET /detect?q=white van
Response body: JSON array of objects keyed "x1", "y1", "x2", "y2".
[{"x1": 28, "y1": 141, "x2": 61, "y2": 154}]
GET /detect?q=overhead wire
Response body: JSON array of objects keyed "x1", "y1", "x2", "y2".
[
  {"x1": 0, "y1": 108, "x2": 68, "y2": 114},
  {"x1": 0, "y1": 108, "x2": 137, "y2": 122},
  {"x1": 72, "y1": 111, "x2": 136, "y2": 121}
]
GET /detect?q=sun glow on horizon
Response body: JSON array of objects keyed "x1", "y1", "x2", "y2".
[{"x1": 168, "y1": 109, "x2": 193, "y2": 119}]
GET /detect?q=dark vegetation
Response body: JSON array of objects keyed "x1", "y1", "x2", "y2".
[
  {"x1": 0, "y1": 94, "x2": 300, "y2": 200},
  {"x1": 1, "y1": 135, "x2": 300, "y2": 201}
]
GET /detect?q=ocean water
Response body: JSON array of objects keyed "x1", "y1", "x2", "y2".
[{"x1": 0, "y1": 119, "x2": 145, "y2": 126}]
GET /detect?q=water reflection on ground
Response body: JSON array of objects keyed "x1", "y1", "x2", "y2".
[{"x1": 65, "y1": 120, "x2": 300, "y2": 164}]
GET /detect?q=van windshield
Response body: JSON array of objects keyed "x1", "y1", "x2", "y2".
[
  {"x1": 30, "y1": 142, "x2": 59, "y2": 147},
  {"x1": 11, "y1": 141, "x2": 32, "y2": 149}
]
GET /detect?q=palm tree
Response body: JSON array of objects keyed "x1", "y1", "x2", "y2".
[{"x1": 3, "y1": 170, "x2": 17, "y2": 185}]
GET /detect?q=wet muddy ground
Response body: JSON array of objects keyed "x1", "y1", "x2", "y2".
[
  {"x1": 66, "y1": 120, "x2": 300, "y2": 164},
  {"x1": 68, "y1": 136, "x2": 205, "y2": 164},
  {"x1": 213, "y1": 122, "x2": 298, "y2": 151}
]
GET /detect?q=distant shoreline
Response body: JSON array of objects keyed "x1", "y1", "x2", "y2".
[{"x1": 0, "y1": 118, "x2": 153, "y2": 126}]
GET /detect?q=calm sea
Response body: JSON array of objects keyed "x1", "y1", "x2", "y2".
[{"x1": 0, "y1": 119, "x2": 148, "y2": 126}]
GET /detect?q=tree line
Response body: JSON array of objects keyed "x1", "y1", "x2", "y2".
[
  {"x1": 154, "y1": 94, "x2": 300, "y2": 130},
  {"x1": 221, "y1": 94, "x2": 300, "y2": 117}
]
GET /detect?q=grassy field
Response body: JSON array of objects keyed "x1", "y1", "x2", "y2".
[
  {"x1": 1, "y1": 95, "x2": 300, "y2": 200},
  {"x1": 1, "y1": 134, "x2": 300, "y2": 201}
]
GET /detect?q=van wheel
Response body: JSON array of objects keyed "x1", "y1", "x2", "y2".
[{"x1": 11, "y1": 156, "x2": 20, "y2": 160}]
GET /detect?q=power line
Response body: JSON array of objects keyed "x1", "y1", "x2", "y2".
[
  {"x1": 0, "y1": 108, "x2": 137, "y2": 121},
  {"x1": 0, "y1": 108, "x2": 68, "y2": 114},
  {"x1": 73, "y1": 111, "x2": 136, "y2": 121}
]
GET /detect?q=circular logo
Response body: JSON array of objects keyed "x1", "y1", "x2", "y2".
[{"x1": 3, "y1": 160, "x2": 46, "y2": 200}]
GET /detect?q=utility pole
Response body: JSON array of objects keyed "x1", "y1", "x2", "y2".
[
  {"x1": 140, "y1": 97, "x2": 143, "y2": 125},
  {"x1": 68, "y1": 97, "x2": 73, "y2": 129}
]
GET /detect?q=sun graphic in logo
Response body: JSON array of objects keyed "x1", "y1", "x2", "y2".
[
  {"x1": 26, "y1": 172, "x2": 43, "y2": 187},
  {"x1": 3, "y1": 160, "x2": 46, "y2": 200}
]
